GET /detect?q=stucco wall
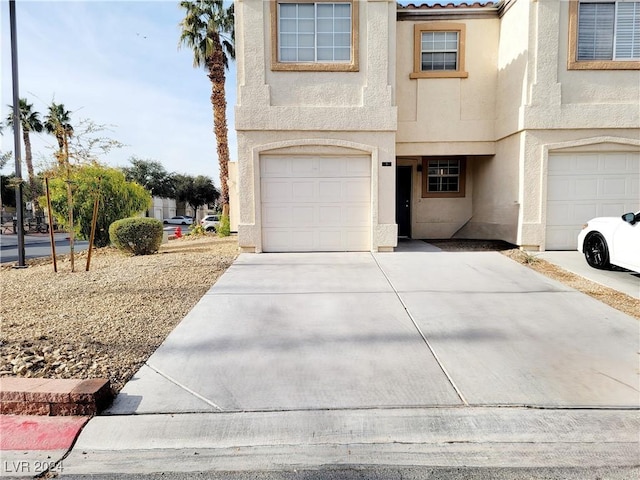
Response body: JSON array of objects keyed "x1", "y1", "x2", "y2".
[
  {"x1": 495, "y1": 0, "x2": 530, "y2": 139},
  {"x1": 396, "y1": 15, "x2": 499, "y2": 147},
  {"x1": 453, "y1": 136, "x2": 522, "y2": 245},
  {"x1": 524, "y1": 1, "x2": 640, "y2": 130}
]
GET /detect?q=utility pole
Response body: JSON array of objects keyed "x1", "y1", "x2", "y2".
[{"x1": 9, "y1": 0, "x2": 26, "y2": 267}]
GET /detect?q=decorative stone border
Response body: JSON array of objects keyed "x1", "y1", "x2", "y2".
[{"x1": 0, "y1": 378, "x2": 111, "y2": 416}]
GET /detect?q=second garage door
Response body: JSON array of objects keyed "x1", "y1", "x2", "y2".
[
  {"x1": 261, "y1": 155, "x2": 371, "y2": 252},
  {"x1": 546, "y1": 151, "x2": 639, "y2": 250}
]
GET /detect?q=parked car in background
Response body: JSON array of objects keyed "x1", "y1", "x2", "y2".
[
  {"x1": 577, "y1": 211, "x2": 640, "y2": 273},
  {"x1": 200, "y1": 215, "x2": 220, "y2": 232},
  {"x1": 163, "y1": 216, "x2": 193, "y2": 225}
]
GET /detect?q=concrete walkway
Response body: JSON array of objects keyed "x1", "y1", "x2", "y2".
[
  {"x1": 60, "y1": 249, "x2": 639, "y2": 476},
  {"x1": 538, "y1": 250, "x2": 640, "y2": 299}
]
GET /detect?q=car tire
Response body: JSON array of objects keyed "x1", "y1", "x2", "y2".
[
  {"x1": 206, "y1": 227, "x2": 216, "y2": 232},
  {"x1": 163, "y1": 221, "x2": 168, "y2": 224},
  {"x1": 584, "y1": 233, "x2": 610, "y2": 270}
]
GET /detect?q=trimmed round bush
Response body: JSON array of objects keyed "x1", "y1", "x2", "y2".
[{"x1": 109, "y1": 217, "x2": 163, "y2": 256}]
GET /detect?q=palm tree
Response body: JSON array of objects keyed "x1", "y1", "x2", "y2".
[
  {"x1": 44, "y1": 102, "x2": 76, "y2": 270},
  {"x1": 6, "y1": 98, "x2": 44, "y2": 211},
  {"x1": 179, "y1": 0, "x2": 234, "y2": 220},
  {"x1": 44, "y1": 102, "x2": 74, "y2": 166}
]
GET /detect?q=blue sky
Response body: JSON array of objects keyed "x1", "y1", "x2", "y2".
[{"x1": 0, "y1": 0, "x2": 237, "y2": 186}]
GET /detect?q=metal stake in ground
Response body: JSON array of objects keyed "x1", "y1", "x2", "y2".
[
  {"x1": 86, "y1": 177, "x2": 102, "y2": 271},
  {"x1": 45, "y1": 176, "x2": 57, "y2": 272}
]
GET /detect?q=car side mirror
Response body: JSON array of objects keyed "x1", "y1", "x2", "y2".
[{"x1": 621, "y1": 212, "x2": 637, "y2": 225}]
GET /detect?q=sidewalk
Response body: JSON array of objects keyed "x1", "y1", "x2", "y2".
[{"x1": 537, "y1": 250, "x2": 640, "y2": 298}]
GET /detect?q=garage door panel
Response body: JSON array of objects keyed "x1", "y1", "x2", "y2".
[
  {"x1": 546, "y1": 151, "x2": 640, "y2": 250},
  {"x1": 263, "y1": 206, "x2": 292, "y2": 227},
  {"x1": 262, "y1": 157, "x2": 291, "y2": 176},
  {"x1": 318, "y1": 180, "x2": 342, "y2": 201},
  {"x1": 346, "y1": 205, "x2": 370, "y2": 226},
  {"x1": 345, "y1": 179, "x2": 370, "y2": 200},
  {"x1": 292, "y1": 206, "x2": 315, "y2": 225},
  {"x1": 291, "y1": 181, "x2": 315, "y2": 201},
  {"x1": 261, "y1": 155, "x2": 371, "y2": 252}
]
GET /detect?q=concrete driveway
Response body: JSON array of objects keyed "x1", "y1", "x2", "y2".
[{"x1": 63, "y1": 249, "x2": 639, "y2": 475}]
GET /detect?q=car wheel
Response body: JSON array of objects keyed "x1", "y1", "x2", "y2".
[
  {"x1": 181, "y1": 222, "x2": 187, "y2": 225},
  {"x1": 163, "y1": 221, "x2": 168, "y2": 224},
  {"x1": 584, "y1": 233, "x2": 610, "y2": 270},
  {"x1": 206, "y1": 226, "x2": 216, "y2": 232}
]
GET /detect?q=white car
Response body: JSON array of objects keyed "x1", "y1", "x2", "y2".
[
  {"x1": 200, "y1": 215, "x2": 220, "y2": 232},
  {"x1": 577, "y1": 211, "x2": 640, "y2": 273},
  {"x1": 163, "y1": 216, "x2": 193, "y2": 225}
]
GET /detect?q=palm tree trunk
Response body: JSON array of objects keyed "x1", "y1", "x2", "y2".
[
  {"x1": 207, "y1": 37, "x2": 230, "y2": 217},
  {"x1": 22, "y1": 130, "x2": 39, "y2": 214}
]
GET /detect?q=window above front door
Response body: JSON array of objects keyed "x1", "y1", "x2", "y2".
[{"x1": 411, "y1": 22, "x2": 468, "y2": 79}]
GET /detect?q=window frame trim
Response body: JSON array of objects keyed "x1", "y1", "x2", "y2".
[
  {"x1": 568, "y1": 0, "x2": 640, "y2": 70},
  {"x1": 270, "y1": 0, "x2": 359, "y2": 72},
  {"x1": 421, "y1": 157, "x2": 467, "y2": 198},
  {"x1": 410, "y1": 22, "x2": 468, "y2": 79}
]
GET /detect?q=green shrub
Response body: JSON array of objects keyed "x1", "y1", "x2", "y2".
[
  {"x1": 109, "y1": 217, "x2": 163, "y2": 255},
  {"x1": 217, "y1": 214, "x2": 231, "y2": 237}
]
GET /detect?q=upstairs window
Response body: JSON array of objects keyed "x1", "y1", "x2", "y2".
[
  {"x1": 271, "y1": 1, "x2": 358, "y2": 71},
  {"x1": 569, "y1": 1, "x2": 640, "y2": 69},
  {"x1": 421, "y1": 31, "x2": 459, "y2": 71},
  {"x1": 411, "y1": 23, "x2": 468, "y2": 79}
]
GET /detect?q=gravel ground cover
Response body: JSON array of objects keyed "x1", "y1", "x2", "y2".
[
  {"x1": 1, "y1": 237, "x2": 637, "y2": 396},
  {"x1": 0, "y1": 235, "x2": 238, "y2": 392}
]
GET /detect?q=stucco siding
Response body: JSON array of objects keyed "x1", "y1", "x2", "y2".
[
  {"x1": 454, "y1": 136, "x2": 521, "y2": 244},
  {"x1": 496, "y1": 0, "x2": 529, "y2": 139},
  {"x1": 396, "y1": 17, "x2": 499, "y2": 145}
]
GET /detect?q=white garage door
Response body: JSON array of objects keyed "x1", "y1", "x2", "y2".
[
  {"x1": 261, "y1": 155, "x2": 371, "y2": 252},
  {"x1": 546, "y1": 152, "x2": 639, "y2": 250}
]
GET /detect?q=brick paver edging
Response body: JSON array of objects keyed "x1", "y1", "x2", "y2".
[{"x1": 0, "y1": 378, "x2": 111, "y2": 416}]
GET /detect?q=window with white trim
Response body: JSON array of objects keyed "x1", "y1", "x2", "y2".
[
  {"x1": 576, "y1": 1, "x2": 640, "y2": 61},
  {"x1": 278, "y1": 2, "x2": 352, "y2": 63},
  {"x1": 421, "y1": 31, "x2": 459, "y2": 71}
]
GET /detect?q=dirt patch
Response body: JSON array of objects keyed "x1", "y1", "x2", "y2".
[
  {"x1": 426, "y1": 239, "x2": 517, "y2": 252},
  {"x1": 0, "y1": 235, "x2": 239, "y2": 392}
]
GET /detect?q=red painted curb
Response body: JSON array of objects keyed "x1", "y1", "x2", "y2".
[{"x1": 0, "y1": 415, "x2": 88, "y2": 450}]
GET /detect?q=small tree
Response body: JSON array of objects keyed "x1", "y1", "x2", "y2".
[
  {"x1": 174, "y1": 174, "x2": 219, "y2": 218},
  {"x1": 44, "y1": 164, "x2": 151, "y2": 247}
]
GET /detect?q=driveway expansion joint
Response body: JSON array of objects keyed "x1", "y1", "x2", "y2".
[
  {"x1": 144, "y1": 363, "x2": 224, "y2": 412},
  {"x1": 370, "y1": 253, "x2": 468, "y2": 406}
]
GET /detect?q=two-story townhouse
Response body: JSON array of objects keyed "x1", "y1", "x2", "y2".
[{"x1": 232, "y1": 0, "x2": 639, "y2": 253}]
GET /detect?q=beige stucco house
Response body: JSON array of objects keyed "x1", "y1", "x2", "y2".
[{"x1": 232, "y1": 0, "x2": 639, "y2": 252}]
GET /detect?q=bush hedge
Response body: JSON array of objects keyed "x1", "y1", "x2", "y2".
[{"x1": 109, "y1": 217, "x2": 163, "y2": 255}]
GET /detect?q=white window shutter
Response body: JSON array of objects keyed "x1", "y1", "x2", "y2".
[
  {"x1": 578, "y1": 2, "x2": 615, "y2": 60},
  {"x1": 614, "y1": 2, "x2": 640, "y2": 59}
]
